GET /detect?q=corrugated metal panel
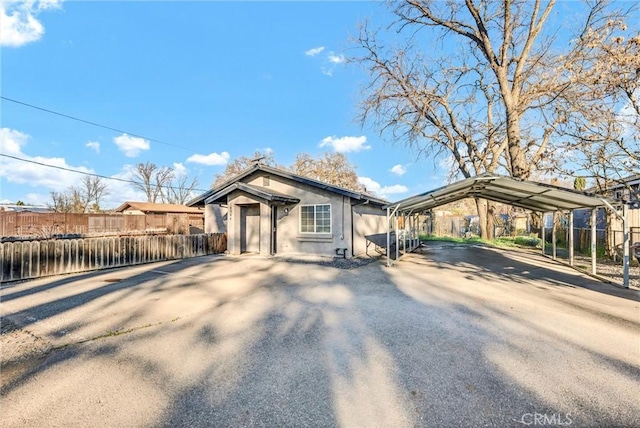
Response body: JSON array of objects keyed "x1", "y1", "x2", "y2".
[{"x1": 385, "y1": 173, "x2": 619, "y2": 214}]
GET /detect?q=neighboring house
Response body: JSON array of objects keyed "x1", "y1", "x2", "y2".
[
  {"x1": 114, "y1": 202, "x2": 204, "y2": 216},
  {"x1": 541, "y1": 174, "x2": 640, "y2": 252},
  {"x1": 607, "y1": 173, "x2": 640, "y2": 205},
  {"x1": 606, "y1": 174, "x2": 640, "y2": 245},
  {"x1": 0, "y1": 204, "x2": 52, "y2": 213},
  {"x1": 114, "y1": 202, "x2": 205, "y2": 234},
  {"x1": 187, "y1": 164, "x2": 388, "y2": 258}
]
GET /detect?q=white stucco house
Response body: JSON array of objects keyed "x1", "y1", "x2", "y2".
[{"x1": 187, "y1": 164, "x2": 388, "y2": 258}]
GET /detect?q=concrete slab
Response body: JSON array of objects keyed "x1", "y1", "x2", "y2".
[{"x1": 1, "y1": 246, "x2": 639, "y2": 427}]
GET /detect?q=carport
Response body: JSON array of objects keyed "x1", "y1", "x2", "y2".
[{"x1": 384, "y1": 173, "x2": 633, "y2": 288}]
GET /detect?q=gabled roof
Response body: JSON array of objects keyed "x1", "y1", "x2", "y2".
[
  {"x1": 205, "y1": 183, "x2": 300, "y2": 205},
  {"x1": 606, "y1": 173, "x2": 640, "y2": 190},
  {"x1": 385, "y1": 173, "x2": 619, "y2": 214},
  {"x1": 114, "y1": 201, "x2": 203, "y2": 214},
  {"x1": 187, "y1": 163, "x2": 387, "y2": 206},
  {"x1": 0, "y1": 205, "x2": 53, "y2": 213}
]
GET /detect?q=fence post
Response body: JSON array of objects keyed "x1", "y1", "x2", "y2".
[
  {"x1": 622, "y1": 203, "x2": 630, "y2": 288},
  {"x1": 541, "y1": 212, "x2": 545, "y2": 256},
  {"x1": 0, "y1": 243, "x2": 4, "y2": 283},
  {"x1": 591, "y1": 209, "x2": 597, "y2": 275}
]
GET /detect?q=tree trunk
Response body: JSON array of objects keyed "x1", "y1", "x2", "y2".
[
  {"x1": 505, "y1": 107, "x2": 529, "y2": 180},
  {"x1": 475, "y1": 198, "x2": 495, "y2": 241},
  {"x1": 487, "y1": 202, "x2": 496, "y2": 240}
]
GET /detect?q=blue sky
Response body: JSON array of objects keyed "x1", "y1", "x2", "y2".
[{"x1": 0, "y1": 0, "x2": 446, "y2": 208}]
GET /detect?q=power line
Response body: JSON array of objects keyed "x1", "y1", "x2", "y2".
[
  {"x1": 0, "y1": 153, "x2": 209, "y2": 193},
  {"x1": 1, "y1": 96, "x2": 195, "y2": 152}
]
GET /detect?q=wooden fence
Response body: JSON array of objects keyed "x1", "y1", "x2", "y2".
[
  {"x1": 0, "y1": 212, "x2": 204, "y2": 238},
  {"x1": 0, "y1": 233, "x2": 226, "y2": 283}
]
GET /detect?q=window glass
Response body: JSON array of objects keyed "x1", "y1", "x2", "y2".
[{"x1": 300, "y1": 204, "x2": 331, "y2": 233}]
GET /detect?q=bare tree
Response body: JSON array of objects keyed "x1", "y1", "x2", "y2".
[
  {"x1": 212, "y1": 150, "x2": 276, "y2": 188},
  {"x1": 132, "y1": 162, "x2": 175, "y2": 203},
  {"x1": 166, "y1": 175, "x2": 199, "y2": 204},
  {"x1": 48, "y1": 191, "x2": 73, "y2": 213},
  {"x1": 213, "y1": 151, "x2": 365, "y2": 193},
  {"x1": 353, "y1": 0, "x2": 635, "y2": 238},
  {"x1": 290, "y1": 152, "x2": 365, "y2": 192},
  {"x1": 556, "y1": 23, "x2": 639, "y2": 198},
  {"x1": 47, "y1": 178, "x2": 108, "y2": 214},
  {"x1": 79, "y1": 176, "x2": 109, "y2": 212}
]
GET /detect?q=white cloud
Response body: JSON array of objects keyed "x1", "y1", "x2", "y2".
[
  {"x1": 23, "y1": 192, "x2": 47, "y2": 205},
  {"x1": 320, "y1": 67, "x2": 334, "y2": 77},
  {"x1": 319, "y1": 135, "x2": 371, "y2": 153},
  {"x1": 328, "y1": 53, "x2": 345, "y2": 64},
  {"x1": 305, "y1": 47, "x2": 345, "y2": 77},
  {"x1": 0, "y1": 127, "x2": 93, "y2": 192},
  {"x1": 1, "y1": 127, "x2": 29, "y2": 155},
  {"x1": 86, "y1": 141, "x2": 100, "y2": 153},
  {"x1": 358, "y1": 176, "x2": 408, "y2": 199},
  {"x1": 390, "y1": 164, "x2": 407, "y2": 176},
  {"x1": 305, "y1": 46, "x2": 325, "y2": 56},
  {"x1": 0, "y1": 0, "x2": 62, "y2": 48},
  {"x1": 186, "y1": 151, "x2": 230, "y2": 166},
  {"x1": 113, "y1": 133, "x2": 150, "y2": 157},
  {"x1": 172, "y1": 162, "x2": 188, "y2": 177}
]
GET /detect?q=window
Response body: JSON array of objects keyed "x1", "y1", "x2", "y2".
[{"x1": 300, "y1": 204, "x2": 331, "y2": 234}]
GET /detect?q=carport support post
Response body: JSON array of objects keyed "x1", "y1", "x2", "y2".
[
  {"x1": 591, "y1": 209, "x2": 597, "y2": 275},
  {"x1": 541, "y1": 212, "x2": 545, "y2": 256},
  {"x1": 386, "y1": 207, "x2": 391, "y2": 268},
  {"x1": 622, "y1": 203, "x2": 630, "y2": 288},
  {"x1": 568, "y1": 210, "x2": 574, "y2": 266},
  {"x1": 395, "y1": 211, "x2": 400, "y2": 262},
  {"x1": 552, "y1": 211, "x2": 557, "y2": 260}
]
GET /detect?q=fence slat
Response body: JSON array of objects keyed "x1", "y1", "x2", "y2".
[{"x1": 0, "y1": 244, "x2": 4, "y2": 283}]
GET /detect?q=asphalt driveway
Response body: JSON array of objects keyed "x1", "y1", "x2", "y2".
[{"x1": 1, "y1": 243, "x2": 639, "y2": 427}]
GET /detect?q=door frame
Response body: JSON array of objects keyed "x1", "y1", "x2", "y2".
[{"x1": 270, "y1": 205, "x2": 278, "y2": 255}]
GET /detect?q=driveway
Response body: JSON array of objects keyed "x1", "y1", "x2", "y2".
[{"x1": 1, "y1": 244, "x2": 639, "y2": 427}]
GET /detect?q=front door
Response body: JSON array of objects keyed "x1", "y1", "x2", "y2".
[{"x1": 240, "y1": 204, "x2": 260, "y2": 253}]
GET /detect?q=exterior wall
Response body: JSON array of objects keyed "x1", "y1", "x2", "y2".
[
  {"x1": 204, "y1": 205, "x2": 227, "y2": 234},
  {"x1": 203, "y1": 171, "x2": 387, "y2": 258},
  {"x1": 352, "y1": 203, "x2": 387, "y2": 256},
  {"x1": 121, "y1": 209, "x2": 145, "y2": 215},
  {"x1": 245, "y1": 173, "x2": 353, "y2": 257}
]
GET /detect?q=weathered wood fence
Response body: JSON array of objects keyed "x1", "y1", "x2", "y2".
[
  {"x1": 0, "y1": 212, "x2": 204, "y2": 238},
  {"x1": 0, "y1": 233, "x2": 226, "y2": 283}
]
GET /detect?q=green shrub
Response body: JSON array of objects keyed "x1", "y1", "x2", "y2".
[{"x1": 514, "y1": 236, "x2": 541, "y2": 247}]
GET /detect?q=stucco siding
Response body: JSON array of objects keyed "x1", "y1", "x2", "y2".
[
  {"x1": 203, "y1": 171, "x2": 385, "y2": 258},
  {"x1": 246, "y1": 173, "x2": 353, "y2": 257},
  {"x1": 204, "y1": 205, "x2": 227, "y2": 234},
  {"x1": 352, "y1": 204, "x2": 387, "y2": 256}
]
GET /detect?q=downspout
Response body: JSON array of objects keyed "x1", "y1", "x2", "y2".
[{"x1": 350, "y1": 197, "x2": 354, "y2": 257}]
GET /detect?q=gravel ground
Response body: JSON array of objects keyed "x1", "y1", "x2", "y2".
[
  {"x1": 541, "y1": 248, "x2": 640, "y2": 288},
  {"x1": 576, "y1": 256, "x2": 640, "y2": 288},
  {"x1": 272, "y1": 254, "x2": 380, "y2": 269}
]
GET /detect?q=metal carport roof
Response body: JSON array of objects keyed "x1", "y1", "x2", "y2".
[
  {"x1": 385, "y1": 173, "x2": 617, "y2": 214},
  {"x1": 382, "y1": 173, "x2": 632, "y2": 288}
]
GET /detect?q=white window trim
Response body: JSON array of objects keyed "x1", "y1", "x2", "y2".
[{"x1": 299, "y1": 204, "x2": 332, "y2": 234}]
